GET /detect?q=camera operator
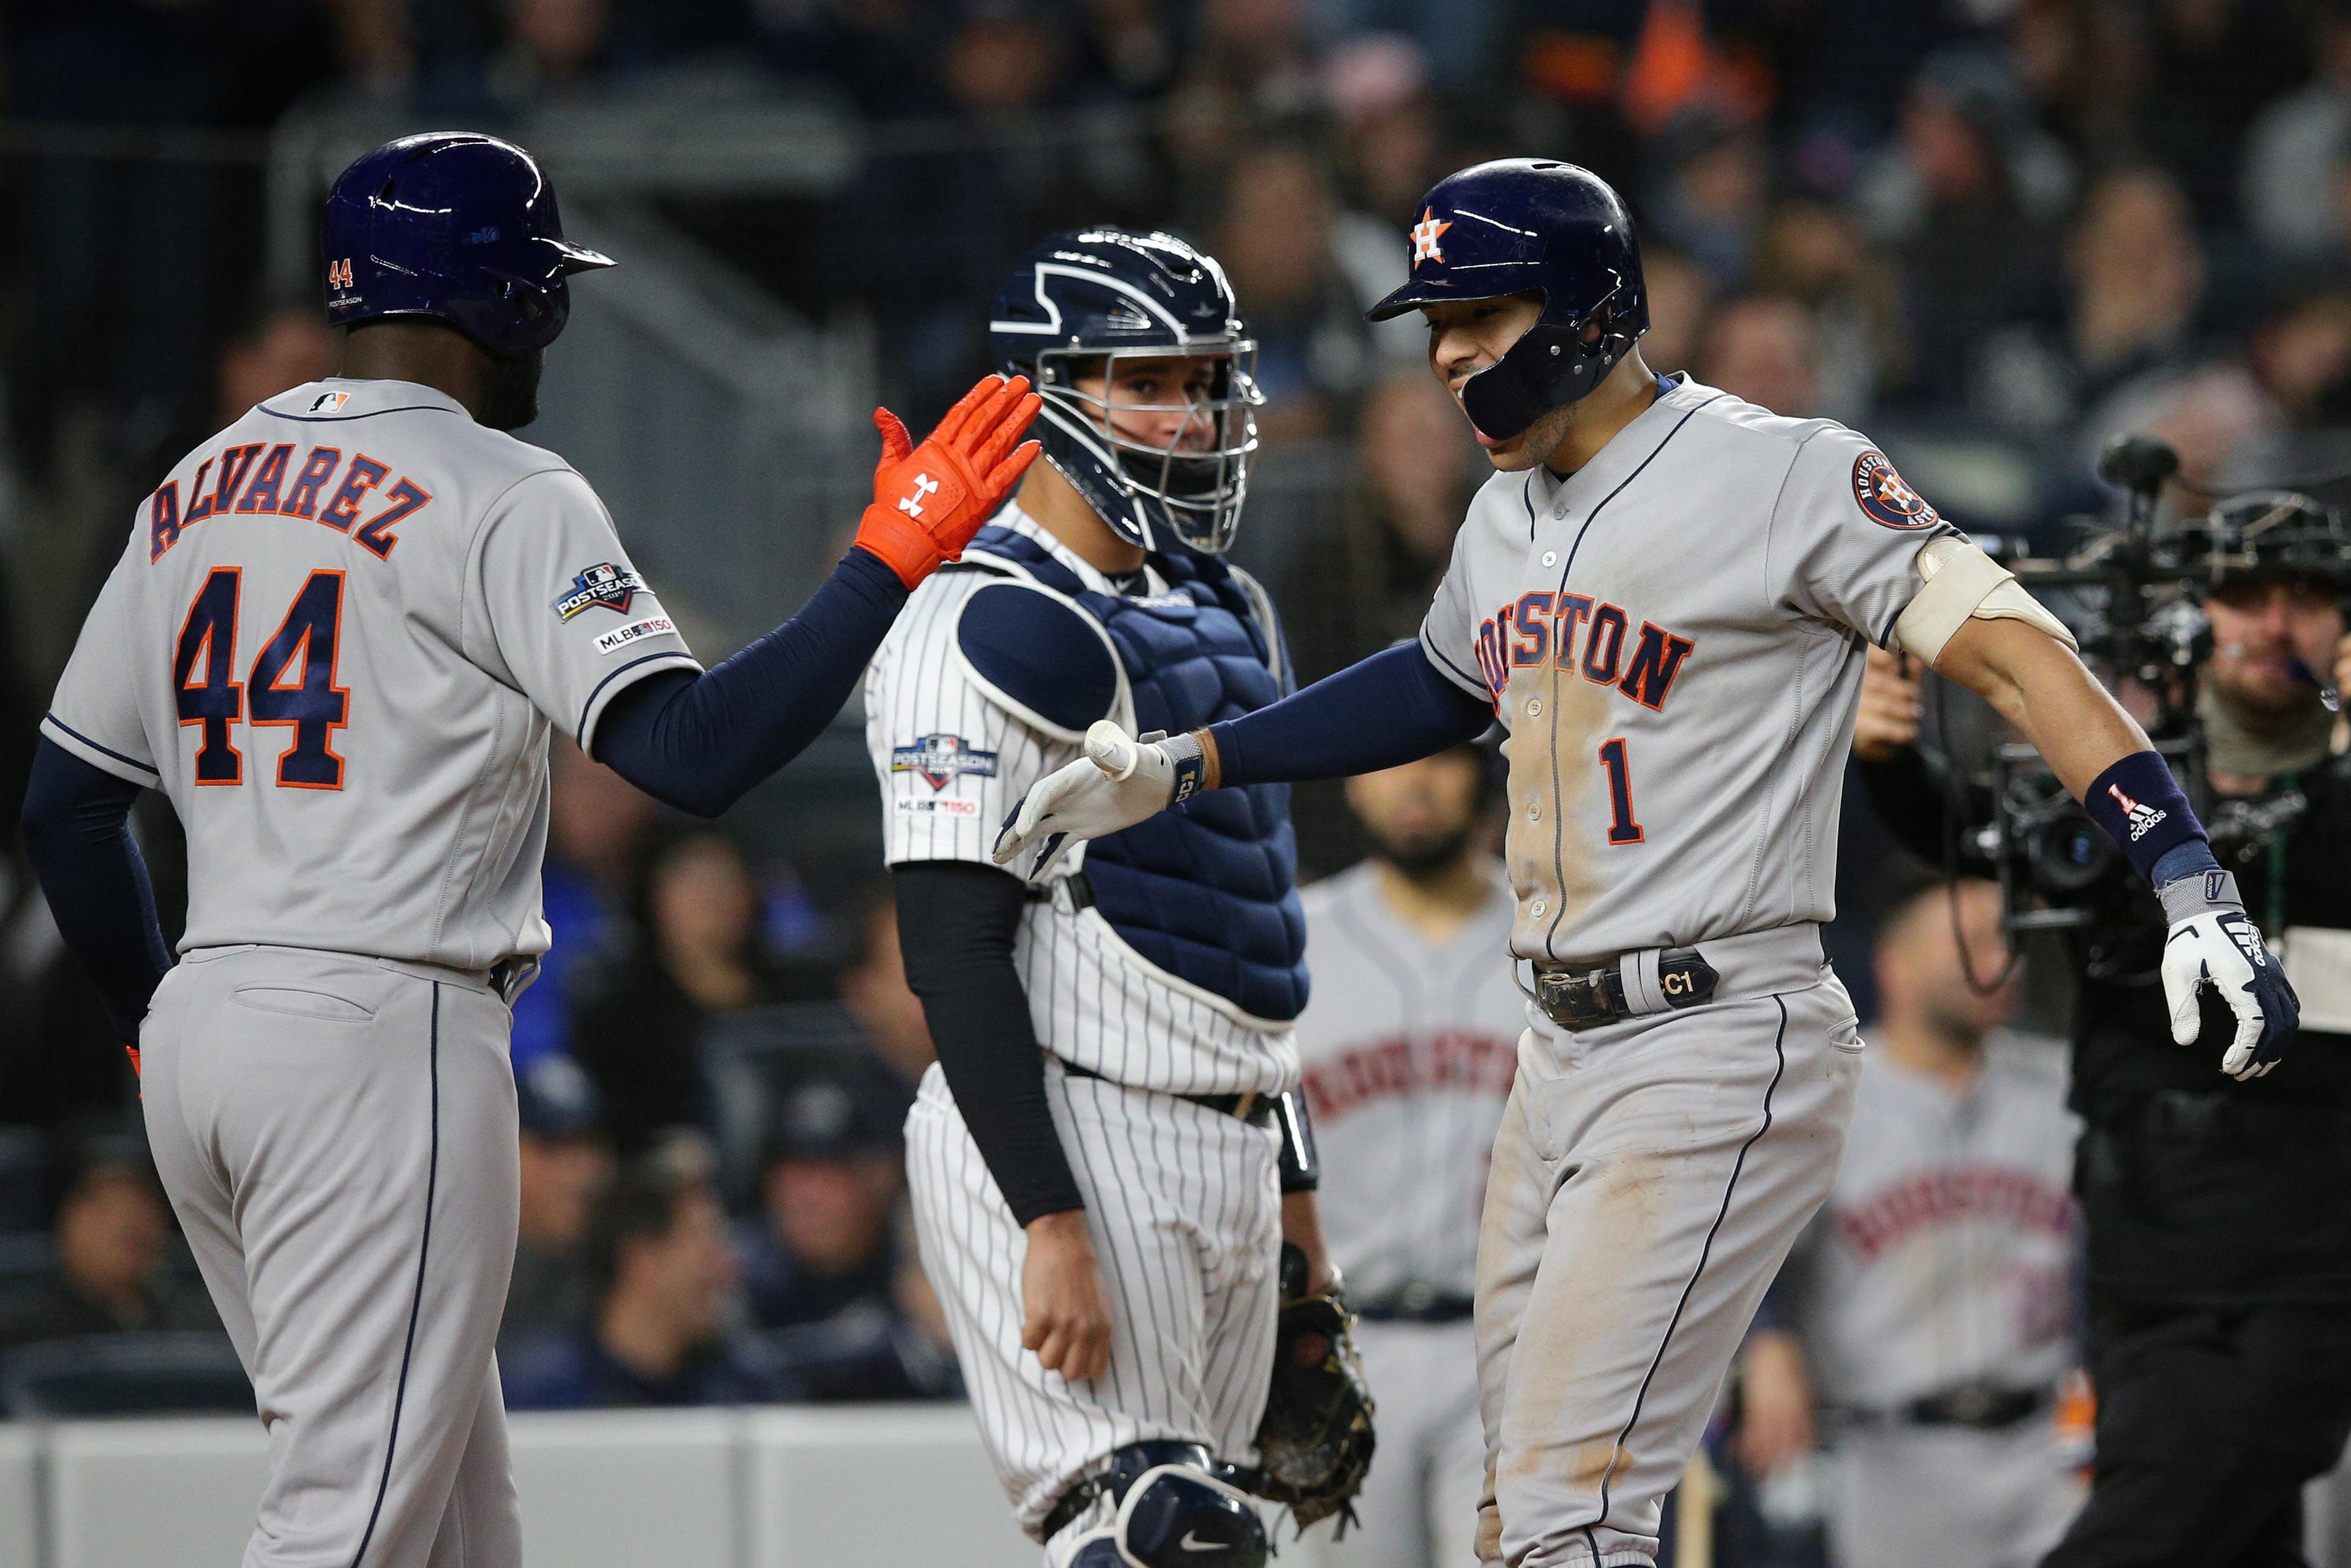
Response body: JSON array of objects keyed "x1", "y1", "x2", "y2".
[{"x1": 1853, "y1": 490, "x2": 2351, "y2": 1568}]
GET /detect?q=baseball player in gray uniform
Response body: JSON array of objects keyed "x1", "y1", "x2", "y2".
[
  {"x1": 1292, "y1": 745, "x2": 1525, "y2": 1568},
  {"x1": 1750, "y1": 877, "x2": 2085, "y2": 1568},
  {"x1": 993, "y1": 160, "x2": 2298, "y2": 1567},
  {"x1": 18, "y1": 133, "x2": 1038, "y2": 1567},
  {"x1": 865, "y1": 230, "x2": 1346, "y2": 1568}
]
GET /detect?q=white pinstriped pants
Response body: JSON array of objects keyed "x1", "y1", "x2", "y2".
[{"x1": 906, "y1": 1059, "x2": 1284, "y2": 1545}]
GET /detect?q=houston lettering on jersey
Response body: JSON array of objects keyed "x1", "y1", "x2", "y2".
[
  {"x1": 1471, "y1": 590, "x2": 1695, "y2": 712},
  {"x1": 149, "y1": 441, "x2": 432, "y2": 565},
  {"x1": 1833, "y1": 1164, "x2": 2075, "y2": 1264},
  {"x1": 1301, "y1": 1029, "x2": 1518, "y2": 1121}
]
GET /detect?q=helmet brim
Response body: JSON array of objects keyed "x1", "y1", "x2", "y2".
[
  {"x1": 555, "y1": 241, "x2": 615, "y2": 274},
  {"x1": 1365, "y1": 276, "x2": 1536, "y2": 323}
]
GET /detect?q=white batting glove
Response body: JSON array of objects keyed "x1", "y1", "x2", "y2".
[
  {"x1": 991, "y1": 721, "x2": 1207, "y2": 878},
  {"x1": 2158, "y1": 869, "x2": 2300, "y2": 1080}
]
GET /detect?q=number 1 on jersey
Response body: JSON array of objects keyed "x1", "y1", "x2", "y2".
[
  {"x1": 173, "y1": 568, "x2": 350, "y2": 790},
  {"x1": 1599, "y1": 737, "x2": 1644, "y2": 845}
]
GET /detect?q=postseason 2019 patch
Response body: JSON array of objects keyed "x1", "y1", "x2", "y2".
[
  {"x1": 554, "y1": 561, "x2": 647, "y2": 620},
  {"x1": 1850, "y1": 451, "x2": 1940, "y2": 531},
  {"x1": 892, "y1": 733, "x2": 998, "y2": 791}
]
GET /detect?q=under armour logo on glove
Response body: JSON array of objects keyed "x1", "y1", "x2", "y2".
[{"x1": 898, "y1": 473, "x2": 940, "y2": 518}]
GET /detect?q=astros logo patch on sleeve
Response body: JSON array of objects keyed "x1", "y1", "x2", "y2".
[
  {"x1": 891, "y1": 733, "x2": 998, "y2": 790},
  {"x1": 1850, "y1": 451, "x2": 1940, "y2": 531},
  {"x1": 553, "y1": 561, "x2": 647, "y2": 620}
]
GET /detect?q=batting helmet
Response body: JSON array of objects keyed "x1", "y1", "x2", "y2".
[
  {"x1": 1366, "y1": 159, "x2": 1648, "y2": 442},
  {"x1": 320, "y1": 132, "x2": 613, "y2": 360},
  {"x1": 2165, "y1": 490, "x2": 2351, "y2": 593},
  {"x1": 989, "y1": 228, "x2": 1261, "y2": 555}
]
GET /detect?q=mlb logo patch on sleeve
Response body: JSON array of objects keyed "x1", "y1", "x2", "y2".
[
  {"x1": 553, "y1": 561, "x2": 648, "y2": 620},
  {"x1": 891, "y1": 733, "x2": 998, "y2": 790}
]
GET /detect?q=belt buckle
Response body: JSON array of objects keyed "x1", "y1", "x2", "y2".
[
  {"x1": 1535, "y1": 965, "x2": 1618, "y2": 1029},
  {"x1": 1231, "y1": 1090, "x2": 1264, "y2": 1122}
]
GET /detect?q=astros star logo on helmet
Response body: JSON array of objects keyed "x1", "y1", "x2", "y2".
[{"x1": 1409, "y1": 208, "x2": 1452, "y2": 267}]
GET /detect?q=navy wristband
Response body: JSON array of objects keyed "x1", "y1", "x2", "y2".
[{"x1": 2083, "y1": 750, "x2": 2206, "y2": 883}]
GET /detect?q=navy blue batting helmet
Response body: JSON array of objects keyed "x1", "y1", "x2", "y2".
[
  {"x1": 320, "y1": 132, "x2": 613, "y2": 360},
  {"x1": 989, "y1": 229, "x2": 1261, "y2": 555},
  {"x1": 1367, "y1": 159, "x2": 1648, "y2": 441}
]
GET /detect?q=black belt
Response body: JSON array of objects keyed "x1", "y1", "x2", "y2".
[
  {"x1": 1055, "y1": 1058, "x2": 1277, "y2": 1125},
  {"x1": 1355, "y1": 1285, "x2": 1475, "y2": 1324},
  {"x1": 1027, "y1": 872, "x2": 1097, "y2": 909},
  {"x1": 1531, "y1": 946, "x2": 1717, "y2": 1029},
  {"x1": 1885, "y1": 1382, "x2": 2055, "y2": 1431}
]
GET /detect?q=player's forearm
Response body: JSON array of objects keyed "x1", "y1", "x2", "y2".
[
  {"x1": 891, "y1": 860, "x2": 1086, "y2": 1224},
  {"x1": 593, "y1": 549, "x2": 908, "y2": 816},
  {"x1": 1280, "y1": 1192, "x2": 1338, "y2": 1294},
  {"x1": 1200, "y1": 642, "x2": 1491, "y2": 790},
  {"x1": 19, "y1": 739, "x2": 173, "y2": 1046}
]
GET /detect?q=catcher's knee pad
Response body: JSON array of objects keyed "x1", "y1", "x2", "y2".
[{"x1": 1050, "y1": 1444, "x2": 1267, "y2": 1568}]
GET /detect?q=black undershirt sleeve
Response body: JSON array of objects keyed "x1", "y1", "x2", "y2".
[
  {"x1": 19, "y1": 739, "x2": 173, "y2": 1046},
  {"x1": 890, "y1": 860, "x2": 1084, "y2": 1225}
]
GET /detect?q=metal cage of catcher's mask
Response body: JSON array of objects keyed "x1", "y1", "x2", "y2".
[{"x1": 1032, "y1": 338, "x2": 1263, "y2": 557}]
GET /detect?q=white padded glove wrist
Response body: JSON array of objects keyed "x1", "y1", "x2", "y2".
[
  {"x1": 2157, "y1": 868, "x2": 2300, "y2": 1080},
  {"x1": 992, "y1": 721, "x2": 1202, "y2": 877}
]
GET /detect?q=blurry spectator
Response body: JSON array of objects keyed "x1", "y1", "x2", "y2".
[
  {"x1": 1325, "y1": 34, "x2": 1449, "y2": 227},
  {"x1": 1745, "y1": 879, "x2": 2081, "y2": 1568},
  {"x1": 1277, "y1": 365, "x2": 1478, "y2": 686},
  {"x1": 2247, "y1": 278, "x2": 2351, "y2": 444},
  {"x1": 1751, "y1": 198, "x2": 1911, "y2": 421},
  {"x1": 216, "y1": 305, "x2": 337, "y2": 427},
  {"x1": 0, "y1": 1136, "x2": 219, "y2": 1349},
  {"x1": 502, "y1": 1056, "x2": 614, "y2": 1341},
  {"x1": 489, "y1": 0, "x2": 613, "y2": 102},
  {"x1": 1697, "y1": 295, "x2": 1821, "y2": 418},
  {"x1": 836, "y1": 883, "x2": 937, "y2": 1090},
  {"x1": 737, "y1": 1068, "x2": 904, "y2": 1332},
  {"x1": 510, "y1": 740, "x2": 656, "y2": 1075},
  {"x1": 760, "y1": 1212, "x2": 963, "y2": 1401},
  {"x1": 1647, "y1": 115, "x2": 1772, "y2": 291},
  {"x1": 2145, "y1": 0, "x2": 2309, "y2": 222},
  {"x1": 1216, "y1": 141, "x2": 1379, "y2": 440},
  {"x1": 1859, "y1": 49, "x2": 2070, "y2": 407},
  {"x1": 1638, "y1": 244, "x2": 1715, "y2": 378},
  {"x1": 2244, "y1": 1, "x2": 2351, "y2": 258},
  {"x1": 2011, "y1": 0, "x2": 2153, "y2": 169},
  {"x1": 1978, "y1": 166, "x2": 2207, "y2": 439},
  {"x1": 574, "y1": 828, "x2": 823, "y2": 1154},
  {"x1": 1165, "y1": 0, "x2": 1324, "y2": 184},
  {"x1": 503, "y1": 1145, "x2": 785, "y2": 1408}
]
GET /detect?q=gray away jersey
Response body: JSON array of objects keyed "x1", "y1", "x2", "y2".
[
  {"x1": 43, "y1": 378, "x2": 700, "y2": 970},
  {"x1": 1419, "y1": 375, "x2": 1952, "y2": 962},
  {"x1": 1777, "y1": 1037, "x2": 2082, "y2": 1411},
  {"x1": 1291, "y1": 858, "x2": 1524, "y2": 1300}
]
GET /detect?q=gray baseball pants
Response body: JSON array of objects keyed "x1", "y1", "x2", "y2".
[{"x1": 141, "y1": 945, "x2": 523, "y2": 1568}]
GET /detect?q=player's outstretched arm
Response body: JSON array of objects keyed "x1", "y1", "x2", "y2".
[
  {"x1": 19, "y1": 740, "x2": 173, "y2": 1062},
  {"x1": 991, "y1": 641, "x2": 1491, "y2": 871},
  {"x1": 591, "y1": 377, "x2": 1040, "y2": 817},
  {"x1": 1933, "y1": 616, "x2": 2299, "y2": 1079}
]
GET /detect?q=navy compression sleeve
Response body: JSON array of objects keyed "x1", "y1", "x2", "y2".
[
  {"x1": 593, "y1": 548, "x2": 909, "y2": 816},
  {"x1": 891, "y1": 860, "x2": 1085, "y2": 1225},
  {"x1": 1208, "y1": 642, "x2": 1493, "y2": 788},
  {"x1": 20, "y1": 739, "x2": 173, "y2": 1045}
]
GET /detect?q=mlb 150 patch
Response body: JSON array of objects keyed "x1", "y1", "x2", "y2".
[
  {"x1": 892, "y1": 734, "x2": 998, "y2": 791},
  {"x1": 554, "y1": 561, "x2": 647, "y2": 620},
  {"x1": 1850, "y1": 451, "x2": 1940, "y2": 531},
  {"x1": 593, "y1": 616, "x2": 675, "y2": 656}
]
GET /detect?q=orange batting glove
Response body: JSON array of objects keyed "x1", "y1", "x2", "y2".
[{"x1": 855, "y1": 373, "x2": 1043, "y2": 589}]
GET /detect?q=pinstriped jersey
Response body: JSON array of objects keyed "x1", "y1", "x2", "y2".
[
  {"x1": 863, "y1": 504, "x2": 1299, "y2": 1097},
  {"x1": 1292, "y1": 859, "x2": 1524, "y2": 1298},
  {"x1": 1418, "y1": 375, "x2": 1951, "y2": 964},
  {"x1": 42, "y1": 378, "x2": 700, "y2": 970}
]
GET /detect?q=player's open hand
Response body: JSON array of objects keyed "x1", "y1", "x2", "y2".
[
  {"x1": 1021, "y1": 1210, "x2": 1112, "y2": 1381},
  {"x1": 854, "y1": 373, "x2": 1043, "y2": 590},
  {"x1": 992, "y1": 720, "x2": 1197, "y2": 877},
  {"x1": 1852, "y1": 645, "x2": 1921, "y2": 763},
  {"x1": 1731, "y1": 1330, "x2": 1816, "y2": 1479}
]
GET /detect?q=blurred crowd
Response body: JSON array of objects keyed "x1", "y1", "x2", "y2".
[{"x1": 1, "y1": 0, "x2": 2349, "y2": 1559}]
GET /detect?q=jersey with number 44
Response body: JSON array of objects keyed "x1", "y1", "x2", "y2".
[
  {"x1": 42, "y1": 378, "x2": 701, "y2": 970},
  {"x1": 1420, "y1": 375, "x2": 1954, "y2": 964}
]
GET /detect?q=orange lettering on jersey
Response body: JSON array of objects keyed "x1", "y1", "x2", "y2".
[
  {"x1": 181, "y1": 457, "x2": 218, "y2": 525},
  {"x1": 235, "y1": 444, "x2": 294, "y2": 514},
  {"x1": 318, "y1": 454, "x2": 389, "y2": 534},
  {"x1": 1580, "y1": 602, "x2": 1627, "y2": 684},
  {"x1": 353, "y1": 477, "x2": 430, "y2": 560},
  {"x1": 279, "y1": 447, "x2": 343, "y2": 520},
  {"x1": 1616, "y1": 622, "x2": 1695, "y2": 711},
  {"x1": 207, "y1": 443, "x2": 266, "y2": 516},
  {"x1": 1485, "y1": 593, "x2": 1696, "y2": 716},
  {"x1": 148, "y1": 482, "x2": 184, "y2": 562}
]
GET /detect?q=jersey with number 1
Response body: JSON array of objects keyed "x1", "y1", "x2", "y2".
[
  {"x1": 1418, "y1": 374, "x2": 1954, "y2": 965},
  {"x1": 40, "y1": 377, "x2": 701, "y2": 970}
]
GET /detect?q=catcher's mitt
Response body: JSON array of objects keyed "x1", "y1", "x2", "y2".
[{"x1": 1250, "y1": 1244, "x2": 1376, "y2": 1533}]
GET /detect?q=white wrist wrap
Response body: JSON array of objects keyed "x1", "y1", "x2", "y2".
[{"x1": 1891, "y1": 536, "x2": 2079, "y2": 664}]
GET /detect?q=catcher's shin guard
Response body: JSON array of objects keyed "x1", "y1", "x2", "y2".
[{"x1": 1049, "y1": 1445, "x2": 1269, "y2": 1568}]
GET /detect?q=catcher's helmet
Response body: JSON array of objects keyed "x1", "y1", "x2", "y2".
[
  {"x1": 320, "y1": 132, "x2": 613, "y2": 360},
  {"x1": 2165, "y1": 490, "x2": 2351, "y2": 594},
  {"x1": 1367, "y1": 159, "x2": 1648, "y2": 442},
  {"x1": 989, "y1": 228, "x2": 1261, "y2": 555}
]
